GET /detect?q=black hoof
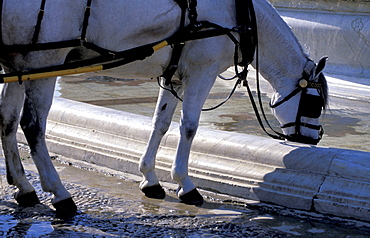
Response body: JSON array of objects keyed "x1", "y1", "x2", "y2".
[
  {"x1": 53, "y1": 197, "x2": 77, "y2": 219},
  {"x1": 179, "y1": 188, "x2": 204, "y2": 206},
  {"x1": 141, "y1": 184, "x2": 166, "y2": 199},
  {"x1": 14, "y1": 191, "x2": 40, "y2": 207}
]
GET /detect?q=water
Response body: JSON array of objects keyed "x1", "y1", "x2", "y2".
[{"x1": 0, "y1": 216, "x2": 54, "y2": 237}]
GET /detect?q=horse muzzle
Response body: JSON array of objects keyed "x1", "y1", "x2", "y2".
[{"x1": 285, "y1": 125, "x2": 324, "y2": 145}]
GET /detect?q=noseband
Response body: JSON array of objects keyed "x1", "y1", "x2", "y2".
[{"x1": 269, "y1": 65, "x2": 326, "y2": 145}]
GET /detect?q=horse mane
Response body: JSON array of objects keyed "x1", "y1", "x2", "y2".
[{"x1": 253, "y1": 1, "x2": 311, "y2": 87}]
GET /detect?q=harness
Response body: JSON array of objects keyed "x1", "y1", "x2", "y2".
[
  {"x1": 0, "y1": 0, "x2": 255, "y2": 85},
  {"x1": 269, "y1": 68, "x2": 325, "y2": 145}
]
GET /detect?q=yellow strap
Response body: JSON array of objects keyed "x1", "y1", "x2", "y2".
[
  {"x1": 152, "y1": 41, "x2": 169, "y2": 51},
  {"x1": 2, "y1": 40, "x2": 170, "y2": 83},
  {"x1": 2, "y1": 65, "x2": 103, "y2": 83}
]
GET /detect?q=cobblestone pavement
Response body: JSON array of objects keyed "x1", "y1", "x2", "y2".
[{"x1": 0, "y1": 146, "x2": 369, "y2": 237}]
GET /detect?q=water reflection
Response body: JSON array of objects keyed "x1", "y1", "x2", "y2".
[
  {"x1": 0, "y1": 209, "x2": 368, "y2": 237},
  {"x1": 0, "y1": 158, "x2": 368, "y2": 237},
  {"x1": 0, "y1": 214, "x2": 53, "y2": 237}
]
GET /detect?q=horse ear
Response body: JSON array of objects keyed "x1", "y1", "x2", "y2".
[{"x1": 315, "y1": 56, "x2": 328, "y2": 76}]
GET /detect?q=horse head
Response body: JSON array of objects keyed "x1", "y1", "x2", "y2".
[{"x1": 270, "y1": 57, "x2": 329, "y2": 145}]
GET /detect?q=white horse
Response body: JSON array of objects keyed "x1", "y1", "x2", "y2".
[{"x1": 0, "y1": 0, "x2": 328, "y2": 217}]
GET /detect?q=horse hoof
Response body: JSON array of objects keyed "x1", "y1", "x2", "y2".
[
  {"x1": 53, "y1": 197, "x2": 77, "y2": 219},
  {"x1": 141, "y1": 184, "x2": 166, "y2": 199},
  {"x1": 179, "y1": 188, "x2": 204, "y2": 206},
  {"x1": 14, "y1": 191, "x2": 40, "y2": 207}
]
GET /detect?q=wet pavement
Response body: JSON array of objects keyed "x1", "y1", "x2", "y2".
[{"x1": 0, "y1": 145, "x2": 369, "y2": 237}]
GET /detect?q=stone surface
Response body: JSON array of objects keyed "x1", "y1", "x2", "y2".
[{"x1": 272, "y1": 0, "x2": 370, "y2": 78}]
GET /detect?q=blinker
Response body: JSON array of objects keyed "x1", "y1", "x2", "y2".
[{"x1": 300, "y1": 93, "x2": 324, "y2": 118}]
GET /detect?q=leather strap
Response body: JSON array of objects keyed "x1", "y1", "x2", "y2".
[
  {"x1": 1, "y1": 0, "x2": 92, "y2": 53},
  {"x1": 80, "y1": 0, "x2": 92, "y2": 42},
  {"x1": 161, "y1": 0, "x2": 188, "y2": 85},
  {"x1": 31, "y1": 0, "x2": 47, "y2": 44},
  {"x1": 235, "y1": 0, "x2": 257, "y2": 66}
]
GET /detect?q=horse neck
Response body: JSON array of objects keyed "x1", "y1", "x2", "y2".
[{"x1": 253, "y1": 0, "x2": 311, "y2": 92}]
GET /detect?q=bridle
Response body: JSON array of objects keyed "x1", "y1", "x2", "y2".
[{"x1": 267, "y1": 59, "x2": 327, "y2": 145}]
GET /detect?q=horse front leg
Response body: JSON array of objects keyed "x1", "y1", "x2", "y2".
[
  {"x1": 139, "y1": 79, "x2": 182, "y2": 199},
  {"x1": 0, "y1": 83, "x2": 40, "y2": 207},
  {"x1": 172, "y1": 71, "x2": 217, "y2": 205},
  {"x1": 20, "y1": 78, "x2": 76, "y2": 218}
]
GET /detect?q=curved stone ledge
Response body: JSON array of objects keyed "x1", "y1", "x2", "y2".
[
  {"x1": 272, "y1": 0, "x2": 370, "y2": 79},
  {"x1": 17, "y1": 98, "x2": 370, "y2": 221}
]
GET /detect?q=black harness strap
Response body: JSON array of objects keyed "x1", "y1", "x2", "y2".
[
  {"x1": 31, "y1": 0, "x2": 47, "y2": 44},
  {"x1": 173, "y1": 0, "x2": 187, "y2": 10},
  {"x1": 1, "y1": 0, "x2": 92, "y2": 53},
  {"x1": 188, "y1": 0, "x2": 199, "y2": 28},
  {"x1": 161, "y1": 0, "x2": 187, "y2": 86},
  {"x1": 235, "y1": 0, "x2": 257, "y2": 66},
  {"x1": 80, "y1": 0, "x2": 92, "y2": 43}
]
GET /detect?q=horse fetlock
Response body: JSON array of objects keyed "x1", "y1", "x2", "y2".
[
  {"x1": 172, "y1": 175, "x2": 196, "y2": 196},
  {"x1": 139, "y1": 174, "x2": 160, "y2": 190},
  {"x1": 50, "y1": 188, "x2": 74, "y2": 205},
  {"x1": 11, "y1": 176, "x2": 35, "y2": 194}
]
